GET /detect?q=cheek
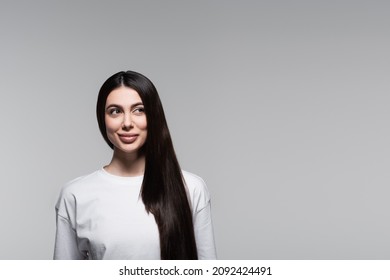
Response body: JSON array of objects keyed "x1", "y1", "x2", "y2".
[
  {"x1": 105, "y1": 117, "x2": 121, "y2": 133},
  {"x1": 140, "y1": 120, "x2": 147, "y2": 130},
  {"x1": 135, "y1": 117, "x2": 147, "y2": 130}
]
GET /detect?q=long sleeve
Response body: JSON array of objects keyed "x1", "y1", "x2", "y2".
[
  {"x1": 53, "y1": 214, "x2": 87, "y2": 260},
  {"x1": 53, "y1": 179, "x2": 88, "y2": 260},
  {"x1": 194, "y1": 200, "x2": 217, "y2": 259},
  {"x1": 183, "y1": 171, "x2": 217, "y2": 259}
]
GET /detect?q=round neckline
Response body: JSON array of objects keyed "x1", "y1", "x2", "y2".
[{"x1": 99, "y1": 167, "x2": 144, "y2": 184}]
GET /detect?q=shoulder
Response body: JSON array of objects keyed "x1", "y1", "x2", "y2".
[
  {"x1": 55, "y1": 170, "x2": 100, "y2": 216},
  {"x1": 59, "y1": 170, "x2": 101, "y2": 197},
  {"x1": 182, "y1": 170, "x2": 211, "y2": 212}
]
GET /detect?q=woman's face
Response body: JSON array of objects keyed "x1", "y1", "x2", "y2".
[{"x1": 105, "y1": 86, "x2": 147, "y2": 155}]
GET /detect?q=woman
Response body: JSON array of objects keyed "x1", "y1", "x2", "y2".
[{"x1": 54, "y1": 71, "x2": 216, "y2": 260}]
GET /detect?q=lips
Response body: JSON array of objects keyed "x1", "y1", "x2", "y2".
[{"x1": 118, "y1": 133, "x2": 138, "y2": 144}]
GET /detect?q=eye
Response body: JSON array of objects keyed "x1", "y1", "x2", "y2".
[
  {"x1": 133, "y1": 107, "x2": 145, "y2": 115},
  {"x1": 108, "y1": 108, "x2": 121, "y2": 116}
]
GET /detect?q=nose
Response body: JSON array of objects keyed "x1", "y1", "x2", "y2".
[{"x1": 122, "y1": 112, "x2": 133, "y2": 130}]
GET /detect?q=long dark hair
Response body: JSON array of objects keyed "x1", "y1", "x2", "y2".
[{"x1": 96, "y1": 71, "x2": 198, "y2": 259}]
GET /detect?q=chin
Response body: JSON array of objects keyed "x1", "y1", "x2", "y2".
[
  {"x1": 118, "y1": 146, "x2": 140, "y2": 154},
  {"x1": 115, "y1": 143, "x2": 145, "y2": 154}
]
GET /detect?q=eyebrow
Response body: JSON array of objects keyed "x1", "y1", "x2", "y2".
[{"x1": 105, "y1": 102, "x2": 144, "y2": 110}]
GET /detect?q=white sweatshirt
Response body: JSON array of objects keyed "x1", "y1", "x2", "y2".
[{"x1": 53, "y1": 168, "x2": 217, "y2": 260}]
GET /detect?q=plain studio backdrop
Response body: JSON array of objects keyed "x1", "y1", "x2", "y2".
[{"x1": 1, "y1": 0, "x2": 389, "y2": 259}]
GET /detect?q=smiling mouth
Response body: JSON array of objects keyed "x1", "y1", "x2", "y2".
[{"x1": 118, "y1": 134, "x2": 138, "y2": 144}]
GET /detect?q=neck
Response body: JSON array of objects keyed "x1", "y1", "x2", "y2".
[{"x1": 104, "y1": 148, "x2": 146, "y2": 177}]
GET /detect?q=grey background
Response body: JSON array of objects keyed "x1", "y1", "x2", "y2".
[{"x1": 1, "y1": 0, "x2": 389, "y2": 259}]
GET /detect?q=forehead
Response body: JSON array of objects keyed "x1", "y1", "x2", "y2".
[{"x1": 106, "y1": 87, "x2": 142, "y2": 107}]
